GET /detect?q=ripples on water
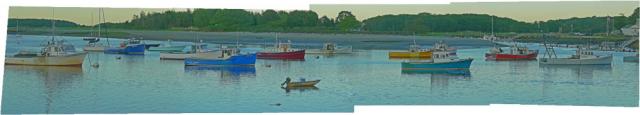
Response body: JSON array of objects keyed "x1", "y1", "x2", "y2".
[{"x1": 2, "y1": 35, "x2": 638, "y2": 114}]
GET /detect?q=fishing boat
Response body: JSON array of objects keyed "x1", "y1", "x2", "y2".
[
  {"x1": 539, "y1": 45, "x2": 612, "y2": 65},
  {"x1": 257, "y1": 40, "x2": 305, "y2": 59},
  {"x1": 160, "y1": 42, "x2": 209, "y2": 60},
  {"x1": 104, "y1": 38, "x2": 145, "y2": 55},
  {"x1": 623, "y1": 54, "x2": 638, "y2": 62},
  {"x1": 184, "y1": 47, "x2": 257, "y2": 66},
  {"x1": 306, "y1": 43, "x2": 353, "y2": 54},
  {"x1": 148, "y1": 39, "x2": 187, "y2": 52},
  {"x1": 401, "y1": 50, "x2": 473, "y2": 69},
  {"x1": 5, "y1": 12, "x2": 87, "y2": 66},
  {"x1": 485, "y1": 44, "x2": 538, "y2": 60},
  {"x1": 389, "y1": 35, "x2": 431, "y2": 58}
]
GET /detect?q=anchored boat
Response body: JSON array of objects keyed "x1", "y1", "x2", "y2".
[
  {"x1": 389, "y1": 35, "x2": 431, "y2": 58},
  {"x1": 306, "y1": 43, "x2": 353, "y2": 54},
  {"x1": 104, "y1": 38, "x2": 145, "y2": 55},
  {"x1": 257, "y1": 40, "x2": 305, "y2": 60},
  {"x1": 539, "y1": 45, "x2": 612, "y2": 65},
  {"x1": 148, "y1": 39, "x2": 187, "y2": 52},
  {"x1": 485, "y1": 44, "x2": 538, "y2": 60},
  {"x1": 160, "y1": 41, "x2": 209, "y2": 60},
  {"x1": 184, "y1": 47, "x2": 256, "y2": 66},
  {"x1": 6, "y1": 41, "x2": 87, "y2": 66},
  {"x1": 83, "y1": 8, "x2": 108, "y2": 52},
  {"x1": 402, "y1": 42, "x2": 472, "y2": 70},
  {"x1": 623, "y1": 54, "x2": 639, "y2": 62}
]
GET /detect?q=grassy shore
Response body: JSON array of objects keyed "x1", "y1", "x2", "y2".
[{"x1": 6, "y1": 27, "x2": 634, "y2": 50}]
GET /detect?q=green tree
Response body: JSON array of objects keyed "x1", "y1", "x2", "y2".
[{"x1": 336, "y1": 11, "x2": 362, "y2": 31}]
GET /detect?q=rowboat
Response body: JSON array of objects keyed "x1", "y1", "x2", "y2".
[
  {"x1": 160, "y1": 43, "x2": 209, "y2": 60},
  {"x1": 402, "y1": 42, "x2": 473, "y2": 70},
  {"x1": 104, "y1": 38, "x2": 145, "y2": 55},
  {"x1": 184, "y1": 47, "x2": 256, "y2": 66},
  {"x1": 148, "y1": 40, "x2": 186, "y2": 52},
  {"x1": 257, "y1": 40, "x2": 305, "y2": 59},
  {"x1": 485, "y1": 44, "x2": 538, "y2": 60},
  {"x1": 306, "y1": 43, "x2": 353, "y2": 54},
  {"x1": 285, "y1": 80, "x2": 321, "y2": 87},
  {"x1": 539, "y1": 45, "x2": 612, "y2": 65}
]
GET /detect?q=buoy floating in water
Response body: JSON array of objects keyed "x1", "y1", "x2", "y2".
[
  {"x1": 265, "y1": 64, "x2": 272, "y2": 68},
  {"x1": 91, "y1": 63, "x2": 100, "y2": 68},
  {"x1": 116, "y1": 56, "x2": 122, "y2": 60}
]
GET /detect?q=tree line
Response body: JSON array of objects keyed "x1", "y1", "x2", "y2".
[{"x1": 8, "y1": 7, "x2": 639, "y2": 35}]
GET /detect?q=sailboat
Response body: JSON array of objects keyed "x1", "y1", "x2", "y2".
[
  {"x1": 482, "y1": 17, "x2": 499, "y2": 41},
  {"x1": 388, "y1": 34, "x2": 432, "y2": 58},
  {"x1": 5, "y1": 9, "x2": 87, "y2": 66},
  {"x1": 83, "y1": 8, "x2": 108, "y2": 51},
  {"x1": 257, "y1": 33, "x2": 305, "y2": 59}
]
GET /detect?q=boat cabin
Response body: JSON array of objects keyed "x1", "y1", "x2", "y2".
[
  {"x1": 431, "y1": 51, "x2": 458, "y2": 63},
  {"x1": 323, "y1": 43, "x2": 336, "y2": 51},
  {"x1": 432, "y1": 41, "x2": 451, "y2": 51},
  {"x1": 509, "y1": 45, "x2": 531, "y2": 55},
  {"x1": 274, "y1": 41, "x2": 293, "y2": 52},
  {"x1": 571, "y1": 46, "x2": 598, "y2": 59},
  {"x1": 408, "y1": 45, "x2": 421, "y2": 52}
]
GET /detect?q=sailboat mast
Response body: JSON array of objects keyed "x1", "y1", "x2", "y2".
[
  {"x1": 491, "y1": 17, "x2": 494, "y2": 36},
  {"x1": 97, "y1": 9, "x2": 101, "y2": 39},
  {"x1": 51, "y1": 8, "x2": 56, "y2": 41}
]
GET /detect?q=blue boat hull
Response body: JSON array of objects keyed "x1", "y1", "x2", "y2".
[
  {"x1": 184, "y1": 65, "x2": 256, "y2": 76},
  {"x1": 104, "y1": 44, "x2": 145, "y2": 55},
  {"x1": 402, "y1": 58, "x2": 473, "y2": 69},
  {"x1": 184, "y1": 53, "x2": 257, "y2": 66}
]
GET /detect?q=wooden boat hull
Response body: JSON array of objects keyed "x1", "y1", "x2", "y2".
[
  {"x1": 485, "y1": 51, "x2": 538, "y2": 60},
  {"x1": 402, "y1": 58, "x2": 473, "y2": 69},
  {"x1": 184, "y1": 53, "x2": 257, "y2": 66},
  {"x1": 539, "y1": 56, "x2": 612, "y2": 65},
  {"x1": 148, "y1": 45, "x2": 186, "y2": 52},
  {"x1": 104, "y1": 44, "x2": 145, "y2": 55},
  {"x1": 389, "y1": 51, "x2": 431, "y2": 58},
  {"x1": 5, "y1": 52, "x2": 87, "y2": 66},
  {"x1": 286, "y1": 80, "x2": 320, "y2": 87},
  {"x1": 257, "y1": 50, "x2": 305, "y2": 59}
]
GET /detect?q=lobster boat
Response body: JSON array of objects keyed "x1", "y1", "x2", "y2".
[
  {"x1": 485, "y1": 44, "x2": 538, "y2": 60},
  {"x1": 306, "y1": 43, "x2": 353, "y2": 54},
  {"x1": 104, "y1": 38, "x2": 145, "y2": 55},
  {"x1": 184, "y1": 47, "x2": 256, "y2": 66},
  {"x1": 257, "y1": 40, "x2": 305, "y2": 60}
]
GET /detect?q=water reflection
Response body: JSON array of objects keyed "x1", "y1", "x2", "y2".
[
  {"x1": 402, "y1": 69, "x2": 471, "y2": 93},
  {"x1": 281, "y1": 86, "x2": 320, "y2": 93},
  {"x1": 3, "y1": 65, "x2": 83, "y2": 113},
  {"x1": 184, "y1": 65, "x2": 256, "y2": 84},
  {"x1": 539, "y1": 65, "x2": 612, "y2": 85}
]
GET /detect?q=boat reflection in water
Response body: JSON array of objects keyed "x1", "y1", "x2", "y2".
[
  {"x1": 401, "y1": 69, "x2": 471, "y2": 92},
  {"x1": 3, "y1": 65, "x2": 83, "y2": 114},
  {"x1": 184, "y1": 65, "x2": 256, "y2": 84},
  {"x1": 539, "y1": 64, "x2": 612, "y2": 85},
  {"x1": 281, "y1": 86, "x2": 319, "y2": 93}
]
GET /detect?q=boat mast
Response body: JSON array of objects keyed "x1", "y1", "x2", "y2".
[
  {"x1": 97, "y1": 9, "x2": 101, "y2": 40},
  {"x1": 491, "y1": 17, "x2": 494, "y2": 36},
  {"x1": 51, "y1": 8, "x2": 56, "y2": 42}
]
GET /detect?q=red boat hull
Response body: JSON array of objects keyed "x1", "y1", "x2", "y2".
[
  {"x1": 485, "y1": 52, "x2": 538, "y2": 60},
  {"x1": 257, "y1": 50, "x2": 305, "y2": 59}
]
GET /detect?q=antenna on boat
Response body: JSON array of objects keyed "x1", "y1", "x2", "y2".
[
  {"x1": 51, "y1": 8, "x2": 56, "y2": 42},
  {"x1": 236, "y1": 32, "x2": 240, "y2": 49},
  {"x1": 412, "y1": 32, "x2": 417, "y2": 46}
]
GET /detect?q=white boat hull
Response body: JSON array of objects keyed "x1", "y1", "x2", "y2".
[
  {"x1": 5, "y1": 52, "x2": 87, "y2": 66},
  {"x1": 160, "y1": 53, "x2": 196, "y2": 60},
  {"x1": 539, "y1": 56, "x2": 612, "y2": 65},
  {"x1": 306, "y1": 47, "x2": 353, "y2": 54},
  {"x1": 83, "y1": 46, "x2": 106, "y2": 51}
]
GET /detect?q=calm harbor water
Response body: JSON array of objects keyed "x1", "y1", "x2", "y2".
[{"x1": 2, "y1": 35, "x2": 638, "y2": 114}]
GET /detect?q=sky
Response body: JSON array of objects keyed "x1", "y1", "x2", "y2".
[{"x1": 8, "y1": 1, "x2": 639, "y2": 26}]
